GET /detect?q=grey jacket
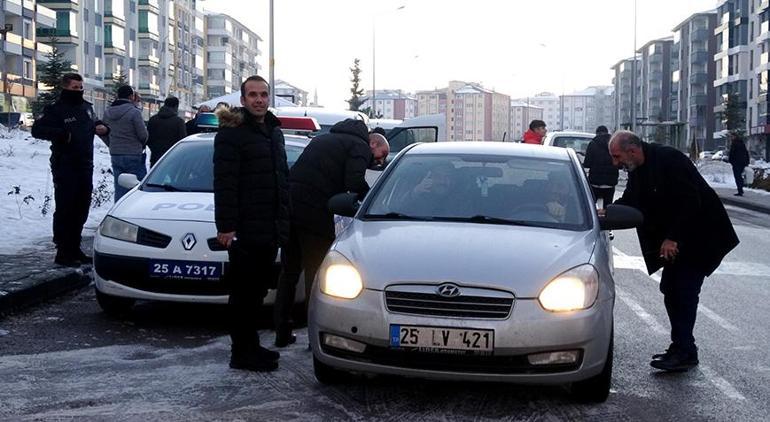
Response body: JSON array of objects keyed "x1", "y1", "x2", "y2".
[{"x1": 102, "y1": 100, "x2": 149, "y2": 155}]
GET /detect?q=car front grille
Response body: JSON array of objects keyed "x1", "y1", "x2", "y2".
[
  {"x1": 137, "y1": 227, "x2": 172, "y2": 248},
  {"x1": 385, "y1": 287, "x2": 514, "y2": 319}
]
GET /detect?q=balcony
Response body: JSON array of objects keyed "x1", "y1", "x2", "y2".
[
  {"x1": 689, "y1": 50, "x2": 710, "y2": 64},
  {"x1": 139, "y1": 55, "x2": 161, "y2": 68},
  {"x1": 104, "y1": 43, "x2": 126, "y2": 56},
  {"x1": 689, "y1": 72, "x2": 709, "y2": 84},
  {"x1": 138, "y1": 83, "x2": 160, "y2": 97},
  {"x1": 37, "y1": 28, "x2": 79, "y2": 44},
  {"x1": 691, "y1": 28, "x2": 710, "y2": 42},
  {"x1": 37, "y1": 4, "x2": 56, "y2": 29},
  {"x1": 2, "y1": 33, "x2": 23, "y2": 56},
  {"x1": 138, "y1": 0, "x2": 160, "y2": 13},
  {"x1": 5, "y1": 0, "x2": 22, "y2": 16},
  {"x1": 690, "y1": 94, "x2": 710, "y2": 106}
]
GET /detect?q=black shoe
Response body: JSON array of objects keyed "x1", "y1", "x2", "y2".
[
  {"x1": 76, "y1": 250, "x2": 92, "y2": 264},
  {"x1": 650, "y1": 350, "x2": 699, "y2": 372},
  {"x1": 256, "y1": 345, "x2": 280, "y2": 361},
  {"x1": 734, "y1": 192, "x2": 744, "y2": 196},
  {"x1": 275, "y1": 331, "x2": 297, "y2": 348},
  {"x1": 229, "y1": 352, "x2": 279, "y2": 372},
  {"x1": 651, "y1": 344, "x2": 676, "y2": 361},
  {"x1": 54, "y1": 253, "x2": 81, "y2": 268}
]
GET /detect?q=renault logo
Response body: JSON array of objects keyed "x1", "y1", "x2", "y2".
[
  {"x1": 436, "y1": 283, "x2": 461, "y2": 298},
  {"x1": 181, "y1": 233, "x2": 197, "y2": 251}
]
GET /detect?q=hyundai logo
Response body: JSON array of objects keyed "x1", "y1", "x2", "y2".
[
  {"x1": 181, "y1": 233, "x2": 197, "y2": 251},
  {"x1": 436, "y1": 283, "x2": 461, "y2": 298}
]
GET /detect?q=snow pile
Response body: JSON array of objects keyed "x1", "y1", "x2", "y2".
[
  {"x1": 0, "y1": 129, "x2": 115, "y2": 254},
  {"x1": 697, "y1": 160, "x2": 736, "y2": 188}
]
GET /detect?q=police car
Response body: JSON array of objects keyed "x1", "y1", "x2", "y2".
[{"x1": 92, "y1": 115, "x2": 317, "y2": 315}]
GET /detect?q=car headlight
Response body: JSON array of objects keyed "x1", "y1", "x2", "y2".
[
  {"x1": 538, "y1": 264, "x2": 599, "y2": 312},
  {"x1": 319, "y1": 251, "x2": 363, "y2": 299},
  {"x1": 99, "y1": 215, "x2": 139, "y2": 243}
]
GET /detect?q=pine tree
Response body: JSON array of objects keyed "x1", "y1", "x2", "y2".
[
  {"x1": 111, "y1": 71, "x2": 129, "y2": 101},
  {"x1": 347, "y1": 58, "x2": 365, "y2": 111},
  {"x1": 720, "y1": 92, "x2": 746, "y2": 138},
  {"x1": 32, "y1": 39, "x2": 72, "y2": 116}
]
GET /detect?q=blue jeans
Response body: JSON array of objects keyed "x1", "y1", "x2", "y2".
[{"x1": 112, "y1": 153, "x2": 147, "y2": 201}]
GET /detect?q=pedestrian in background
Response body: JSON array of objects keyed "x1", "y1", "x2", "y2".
[
  {"x1": 609, "y1": 130, "x2": 739, "y2": 372},
  {"x1": 102, "y1": 85, "x2": 149, "y2": 201},
  {"x1": 214, "y1": 75, "x2": 290, "y2": 372},
  {"x1": 728, "y1": 133, "x2": 750, "y2": 196},
  {"x1": 522, "y1": 119, "x2": 547, "y2": 144},
  {"x1": 31, "y1": 73, "x2": 110, "y2": 267},
  {"x1": 147, "y1": 96, "x2": 187, "y2": 167},
  {"x1": 272, "y1": 120, "x2": 389, "y2": 347},
  {"x1": 583, "y1": 125, "x2": 619, "y2": 208}
]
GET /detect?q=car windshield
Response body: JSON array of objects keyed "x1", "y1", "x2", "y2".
[
  {"x1": 552, "y1": 136, "x2": 593, "y2": 155},
  {"x1": 143, "y1": 141, "x2": 305, "y2": 193},
  {"x1": 365, "y1": 154, "x2": 589, "y2": 230}
]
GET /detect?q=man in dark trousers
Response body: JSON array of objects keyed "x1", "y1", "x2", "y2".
[
  {"x1": 727, "y1": 133, "x2": 750, "y2": 196},
  {"x1": 583, "y1": 125, "x2": 619, "y2": 207},
  {"x1": 32, "y1": 73, "x2": 110, "y2": 267},
  {"x1": 213, "y1": 75, "x2": 290, "y2": 372},
  {"x1": 272, "y1": 120, "x2": 390, "y2": 347},
  {"x1": 147, "y1": 96, "x2": 187, "y2": 167},
  {"x1": 609, "y1": 130, "x2": 739, "y2": 372}
]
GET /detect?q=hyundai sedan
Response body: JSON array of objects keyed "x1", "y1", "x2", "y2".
[{"x1": 308, "y1": 142, "x2": 641, "y2": 402}]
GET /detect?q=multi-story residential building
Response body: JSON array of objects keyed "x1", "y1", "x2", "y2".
[
  {"x1": 415, "y1": 87, "x2": 447, "y2": 116},
  {"x1": 748, "y1": 0, "x2": 770, "y2": 159},
  {"x1": 205, "y1": 12, "x2": 262, "y2": 101},
  {"x1": 510, "y1": 101, "x2": 543, "y2": 141},
  {"x1": 361, "y1": 89, "x2": 417, "y2": 120},
  {"x1": 275, "y1": 79, "x2": 308, "y2": 106},
  {"x1": 527, "y1": 92, "x2": 561, "y2": 129},
  {"x1": 611, "y1": 57, "x2": 641, "y2": 130},
  {"x1": 714, "y1": 0, "x2": 751, "y2": 142},
  {"x1": 170, "y1": 0, "x2": 204, "y2": 115},
  {"x1": 1, "y1": 0, "x2": 55, "y2": 112},
  {"x1": 672, "y1": 11, "x2": 718, "y2": 151},
  {"x1": 560, "y1": 86, "x2": 615, "y2": 133},
  {"x1": 637, "y1": 37, "x2": 674, "y2": 140}
]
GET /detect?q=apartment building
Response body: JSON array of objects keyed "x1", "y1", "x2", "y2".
[
  {"x1": 361, "y1": 89, "x2": 417, "y2": 120},
  {"x1": 415, "y1": 87, "x2": 447, "y2": 116},
  {"x1": 1, "y1": 0, "x2": 55, "y2": 112},
  {"x1": 637, "y1": 37, "x2": 674, "y2": 141},
  {"x1": 205, "y1": 12, "x2": 262, "y2": 100},
  {"x1": 510, "y1": 101, "x2": 543, "y2": 141},
  {"x1": 527, "y1": 92, "x2": 561, "y2": 129},
  {"x1": 275, "y1": 79, "x2": 308, "y2": 106},
  {"x1": 611, "y1": 57, "x2": 641, "y2": 130},
  {"x1": 560, "y1": 86, "x2": 615, "y2": 133}
]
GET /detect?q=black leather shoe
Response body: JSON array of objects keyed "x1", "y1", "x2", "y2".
[
  {"x1": 650, "y1": 351, "x2": 699, "y2": 372},
  {"x1": 54, "y1": 253, "x2": 81, "y2": 268},
  {"x1": 229, "y1": 352, "x2": 279, "y2": 372},
  {"x1": 734, "y1": 192, "x2": 744, "y2": 196},
  {"x1": 652, "y1": 345, "x2": 676, "y2": 361},
  {"x1": 256, "y1": 345, "x2": 280, "y2": 361},
  {"x1": 275, "y1": 331, "x2": 297, "y2": 348}
]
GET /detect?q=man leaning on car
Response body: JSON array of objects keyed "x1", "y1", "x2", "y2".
[{"x1": 213, "y1": 75, "x2": 291, "y2": 373}]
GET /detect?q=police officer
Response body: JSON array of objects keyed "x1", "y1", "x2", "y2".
[{"x1": 32, "y1": 73, "x2": 109, "y2": 267}]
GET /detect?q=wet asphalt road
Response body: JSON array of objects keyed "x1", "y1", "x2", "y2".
[{"x1": 1, "y1": 206, "x2": 769, "y2": 421}]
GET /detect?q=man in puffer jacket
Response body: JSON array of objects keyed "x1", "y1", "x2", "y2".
[
  {"x1": 102, "y1": 85, "x2": 149, "y2": 201},
  {"x1": 147, "y1": 96, "x2": 186, "y2": 167},
  {"x1": 583, "y1": 125, "x2": 619, "y2": 207}
]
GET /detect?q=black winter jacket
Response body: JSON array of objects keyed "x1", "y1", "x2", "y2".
[
  {"x1": 289, "y1": 119, "x2": 372, "y2": 239},
  {"x1": 728, "y1": 139, "x2": 750, "y2": 168},
  {"x1": 615, "y1": 142, "x2": 739, "y2": 276},
  {"x1": 31, "y1": 97, "x2": 107, "y2": 169},
  {"x1": 583, "y1": 133, "x2": 619, "y2": 186},
  {"x1": 213, "y1": 108, "x2": 290, "y2": 247},
  {"x1": 147, "y1": 106, "x2": 187, "y2": 165}
]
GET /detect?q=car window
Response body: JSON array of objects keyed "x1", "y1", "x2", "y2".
[
  {"x1": 286, "y1": 144, "x2": 304, "y2": 167},
  {"x1": 552, "y1": 136, "x2": 593, "y2": 155},
  {"x1": 365, "y1": 154, "x2": 589, "y2": 230},
  {"x1": 387, "y1": 127, "x2": 438, "y2": 153}
]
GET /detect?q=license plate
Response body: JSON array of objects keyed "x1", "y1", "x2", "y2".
[
  {"x1": 148, "y1": 260, "x2": 223, "y2": 281},
  {"x1": 389, "y1": 325, "x2": 494, "y2": 353}
]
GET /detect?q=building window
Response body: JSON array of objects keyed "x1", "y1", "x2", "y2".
[
  {"x1": 23, "y1": 60, "x2": 32, "y2": 79},
  {"x1": 130, "y1": 0, "x2": 136, "y2": 13},
  {"x1": 23, "y1": 20, "x2": 32, "y2": 40}
]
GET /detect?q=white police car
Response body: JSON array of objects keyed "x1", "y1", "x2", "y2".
[{"x1": 93, "y1": 117, "x2": 313, "y2": 315}]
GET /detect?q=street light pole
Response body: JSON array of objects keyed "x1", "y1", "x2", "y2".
[
  {"x1": 269, "y1": 0, "x2": 275, "y2": 106},
  {"x1": 631, "y1": 0, "x2": 638, "y2": 133},
  {"x1": 371, "y1": 5, "x2": 405, "y2": 117}
]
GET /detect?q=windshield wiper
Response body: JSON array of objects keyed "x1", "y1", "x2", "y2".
[
  {"x1": 144, "y1": 182, "x2": 188, "y2": 192},
  {"x1": 437, "y1": 215, "x2": 544, "y2": 227},
  {"x1": 364, "y1": 212, "x2": 433, "y2": 221}
]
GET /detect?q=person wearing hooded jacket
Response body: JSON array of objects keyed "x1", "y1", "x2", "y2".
[
  {"x1": 147, "y1": 96, "x2": 187, "y2": 167},
  {"x1": 583, "y1": 125, "x2": 619, "y2": 207},
  {"x1": 272, "y1": 119, "x2": 390, "y2": 347},
  {"x1": 102, "y1": 85, "x2": 149, "y2": 201},
  {"x1": 31, "y1": 73, "x2": 110, "y2": 267},
  {"x1": 522, "y1": 119, "x2": 547, "y2": 144}
]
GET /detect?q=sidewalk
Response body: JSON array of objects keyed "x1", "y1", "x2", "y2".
[{"x1": 712, "y1": 186, "x2": 770, "y2": 215}]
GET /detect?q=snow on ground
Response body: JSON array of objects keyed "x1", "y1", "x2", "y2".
[
  {"x1": 697, "y1": 159, "x2": 770, "y2": 196},
  {"x1": 0, "y1": 128, "x2": 116, "y2": 254}
]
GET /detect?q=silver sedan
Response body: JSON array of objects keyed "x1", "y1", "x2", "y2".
[{"x1": 309, "y1": 142, "x2": 641, "y2": 403}]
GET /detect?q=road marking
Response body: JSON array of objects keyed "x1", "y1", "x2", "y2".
[
  {"x1": 699, "y1": 365, "x2": 746, "y2": 401},
  {"x1": 615, "y1": 289, "x2": 668, "y2": 335}
]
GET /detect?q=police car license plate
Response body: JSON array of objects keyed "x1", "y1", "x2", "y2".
[
  {"x1": 148, "y1": 259, "x2": 223, "y2": 280},
  {"x1": 389, "y1": 325, "x2": 494, "y2": 353}
]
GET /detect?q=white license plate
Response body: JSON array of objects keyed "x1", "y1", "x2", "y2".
[
  {"x1": 389, "y1": 325, "x2": 494, "y2": 353},
  {"x1": 148, "y1": 259, "x2": 223, "y2": 281}
]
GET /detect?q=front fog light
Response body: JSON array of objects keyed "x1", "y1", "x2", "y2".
[
  {"x1": 527, "y1": 350, "x2": 580, "y2": 365},
  {"x1": 319, "y1": 251, "x2": 363, "y2": 299},
  {"x1": 538, "y1": 264, "x2": 599, "y2": 312},
  {"x1": 323, "y1": 333, "x2": 366, "y2": 353}
]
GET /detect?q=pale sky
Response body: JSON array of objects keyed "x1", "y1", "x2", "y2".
[{"x1": 202, "y1": 0, "x2": 718, "y2": 109}]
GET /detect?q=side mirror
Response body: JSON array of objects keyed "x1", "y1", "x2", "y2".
[
  {"x1": 117, "y1": 173, "x2": 140, "y2": 190},
  {"x1": 328, "y1": 192, "x2": 360, "y2": 218},
  {"x1": 599, "y1": 204, "x2": 643, "y2": 230}
]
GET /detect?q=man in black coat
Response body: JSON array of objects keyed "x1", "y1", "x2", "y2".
[
  {"x1": 272, "y1": 120, "x2": 390, "y2": 347},
  {"x1": 31, "y1": 73, "x2": 110, "y2": 267},
  {"x1": 147, "y1": 96, "x2": 186, "y2": 167},
  {"x1": 213, "y1": 75, "x2": 290, "y2": 372},
  {"x1": 727, "y1": 133, "x2": 750, "y2": 196},
  {"x1": 583, "y1": 125, "x2": 619, "y2": 207},
  {"x1": 609, "y1": 130, "x2": 739, "y2": 372}
]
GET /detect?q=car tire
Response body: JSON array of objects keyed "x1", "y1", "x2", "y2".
[
  {"x1": 571, "y1": 333, "x2": 613, "y2": 403},
  {"x1": 313, "y1": 355, "x2": 349, "y2": 384},
  {"x1": 95, "y1": 289, "x2": 135, "y2": 316}
]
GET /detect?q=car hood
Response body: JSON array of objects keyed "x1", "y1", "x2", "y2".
[
  {"x1": 334, "y1": 220, "x2": 597, "y2": 298},
  {"x1": 111, "y1": 190, "x2": 215, "y2": 222}
]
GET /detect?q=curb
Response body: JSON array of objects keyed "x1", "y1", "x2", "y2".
[
  {"x1": 719, "y1": 196, "x2": 770, "y2": 215},
  {"x1": 0, "y1": 268, "x2": 92, "y2": 317}
]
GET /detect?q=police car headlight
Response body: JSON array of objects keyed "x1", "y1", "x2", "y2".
[
  {"x1": 319, "y1": 251, "x2": 363, "y2": 299},
  {"x1": 100, "y1": 216, "x2": 139, "y2": 243},
  {"x1": 538, "y1": 264, "x2": 599, "y2": 312}
]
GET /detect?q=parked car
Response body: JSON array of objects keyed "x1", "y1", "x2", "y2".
[
  {"x1": 711, "y1": 150, "x2": 728, "y2": 161},
  {"x1": 542, "y1": 131, "x2": 595, "y2": 162},
  {"x1": 309, "y1": 142, "x2": 642, "y2": 403},
  {"x1": 698, "y1": 150, "x2": 714, "y2": 160}
]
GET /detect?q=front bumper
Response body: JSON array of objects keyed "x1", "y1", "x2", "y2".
[{"x1": 309, "y1": 288, "x2": 613, "y2": 384}]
